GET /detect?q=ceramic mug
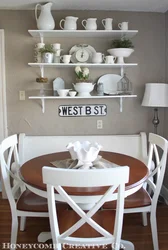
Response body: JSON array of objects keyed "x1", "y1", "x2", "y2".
[
  {"x1": 60, "y1": 55, "x2": 71, "y2": 63},
  {"x1": 52, "y1": 43, "x2": 61, "y2": 50},
  {"x1": 118, "y1": 22, "x2": 128, "y2": 30},
  {"x1": 69, "y1": 91, "x2": 77, "y2": 97},
  {"x1": 102, "y1": 18, "x2": 113, "y2": 30},
  {"x1": 34, "y1": 42, "x2": 45, "y2": 49},
  {"x1": 92, "y1": 52, "x2": 104, "y2": 63},
  {"x1": 104, "y1": 55, "x2": 116, "y2": 64},
  {"x1": 53, "y1": 56, "x2": 60, "y2": 63},
  {"x1": 82, "y1": 18, "x2": 97, "y2": 30},
  {"x1": 60, "y1": 16, "x2": 78, "y2": 30},
  {"x1": 42, "y1": 53, "x2": 54, "y2": 63}
]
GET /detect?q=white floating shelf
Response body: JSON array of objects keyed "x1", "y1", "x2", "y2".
[
  {"x1": 28, "y1": 63, "x2": 138, "y2": 68},
  {"x1": 29, "y1": 95, "x2": 137, "y2": 113},
  {"x1": 28, "y1": 30, "x2": 138, "y2": 40}
]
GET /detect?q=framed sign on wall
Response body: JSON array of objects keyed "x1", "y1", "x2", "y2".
[{"x1": 59, "y1": 104, "x2": 107, "y2": 117}]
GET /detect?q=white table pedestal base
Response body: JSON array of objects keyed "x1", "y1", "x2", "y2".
[
  {"x1": 38, "y1": 232, "x2": 51, "y2": 242},
  {"x1": 38, "y1": 232, "x2": 134, "y2": 250}
]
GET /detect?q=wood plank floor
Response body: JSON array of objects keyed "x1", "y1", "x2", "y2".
[{"x1": 0, "y1": 196, "x2": 168, "y2": 250}]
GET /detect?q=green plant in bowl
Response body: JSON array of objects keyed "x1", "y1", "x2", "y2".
[
  {"x1": 111, "y1": 39, "x2": 134, "y2": 48},
  {"x1": 39, "y1": 44, "x2": 55, "y2": 54},
  {"x1": 107, "y1": 39, "x2": 134, "y2": 64}
]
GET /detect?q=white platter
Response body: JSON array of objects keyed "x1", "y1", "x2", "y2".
[
  {"x1": 97, "y1": 74, "x2": 122, "y2": 94},
  {"x1": 69, "y1": 44, "x2": 96, "y2": 63}
]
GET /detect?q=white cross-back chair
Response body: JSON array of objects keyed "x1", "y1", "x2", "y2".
[
  {"x1": 0, "y1": 134, "x2": 49, "y2": 250},
  {"x1": 103, "y1": 133, "x2": 168, "y2": 250},
  {"x1": 42, "y1": 166, "x2": 133, "y2": 250}
]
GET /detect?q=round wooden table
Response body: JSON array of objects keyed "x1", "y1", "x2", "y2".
[
  {"x1": 19, "y1": 151, "x2": 148, "y2": 247},
  {"x1": 19, "y1": 151, "x2": 149, "y2": 197}
]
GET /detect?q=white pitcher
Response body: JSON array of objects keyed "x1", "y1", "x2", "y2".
[
  {"x1": 35, "y1": 2, "x2": 55, "y2": 30},
  {"x1": 102, "y1": 18, "x2": 113, "y2": 30},
  {"x1": 60, "y1": 16, "x2": 78, "y2": 30},
  {"x1": 82, "y1": 18, "x2": 97, "y2": 30}
]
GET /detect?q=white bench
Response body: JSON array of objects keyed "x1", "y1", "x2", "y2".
[{"x1": 18, "y1": 133, "x2": 148, "y2": 166}]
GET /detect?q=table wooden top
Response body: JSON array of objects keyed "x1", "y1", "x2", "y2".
[{"x1": 19, "y1": 151, "x2": 149, "y2": 195}]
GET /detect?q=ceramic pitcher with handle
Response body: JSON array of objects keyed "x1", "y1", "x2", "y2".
[
  {"x1": 35, "y1": 2, "x2": 55, "y2": 30},
  {"x1": 60, "y1": 16, "x2": 78, "y2": 30},
  {"x1": 82, "y1": 18, "x2": 97, "y2": 30}
]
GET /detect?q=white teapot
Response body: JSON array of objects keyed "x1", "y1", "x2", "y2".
[
  {"x1": 60, "y1": 16, "x2": 78, "y2": 30},
  {"x1": 82, "y1": 18, "x2": 97, "y2": 30},
  {"x1": 35, "y1": 2, "x2": 55, "y2": 30}
]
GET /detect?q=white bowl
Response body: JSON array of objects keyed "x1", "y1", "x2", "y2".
[
  {"x1": 73, "y1": 82, "x2": 95, "y2": 96},
  {"x1": 107, "y1": 48, "x2": 134, "y2": 58},
  {"x1": 69, "y1": 91, "x2": 77, "y2": 97},
  {"x1": 66, "y1": 141, "x2": 102, "y2": 168},
  {"x1": 57, "y1": 89, "x2": 71, "y2": 97}
]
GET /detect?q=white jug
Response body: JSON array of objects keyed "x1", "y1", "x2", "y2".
[
  {"x1": 82, "y1": 18, "x2": 97, "y2": 30},
  {"x1": 35, "y1": 2, "x2": 55, "y2": 30},
  {"x1": 92, "y1": 52, "x2": 104, "y2": 63},
  {"x1": 102, "y1": 18, "x2": 113, "y2": 30},
  {"x1": 60, "y1": 16, "x2": 78, "y2": 30}
]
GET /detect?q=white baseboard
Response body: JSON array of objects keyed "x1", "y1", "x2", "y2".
[{"x1": 161, "y1": 185, "x2": 168, "y2": 205}]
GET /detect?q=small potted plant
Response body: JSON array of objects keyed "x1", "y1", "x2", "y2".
[
  {"x1": 39, "y1": 44, "x2": 55, "y2": 63},
  {"x1": 107, "y1": 38, "x2": 134, "y2": 63},
  {"x1": 73, "y1": 66, "x2": 95, "y2": 96}
]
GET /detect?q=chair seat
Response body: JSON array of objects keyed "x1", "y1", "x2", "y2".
[
  {"x1": 58, "y1": 209, "x2": 115, "y2": 237},
  {"x1": 17, "y1": 189, "x2": 69, "y2": 212},
  {"x1": 17, "y1": 189, "x2": 49, "y2": 212},
  {"x1": 103, "y1": 187, "x2": 151, "y2": 210}
]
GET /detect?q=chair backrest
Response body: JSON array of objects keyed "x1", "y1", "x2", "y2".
[
  {"x1": 146, "y1": 133, "x2": 168, "y2": 207},
  {"x1": 19, "y1": 133, "x2": 147, "y2": 165},
  {"x1": 0, "y1": 134, "x2": 22, "y2": 210},
  {"x1": 42, "y1": 166, "x2": 129, "y2": 249}
]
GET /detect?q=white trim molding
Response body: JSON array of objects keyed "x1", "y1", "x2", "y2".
[
  {"x1": 161, "y1": 185, "x2": 168, "y2": 205},
  {"x1": 0, "y1": 29, "x2": 7, "y2": 197},
  {"x1": 0, "y1": 29, "x2": 7, "y2": 141}
]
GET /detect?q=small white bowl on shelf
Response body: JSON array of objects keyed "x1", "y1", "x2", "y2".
[
  {"x1": 69, "y1": 91, "x2": 77, "y2": 97},
  {"x1": 57, "y1": 89, "x2": 71, "y2": 97}
]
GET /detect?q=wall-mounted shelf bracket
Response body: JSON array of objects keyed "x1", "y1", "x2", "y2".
[
  {"x1": 40, "y1": 65, "x2": 44, "y2": 77},
  {"x1": 41, "y1": 98, "x2": 45, "y2": 113},
  {"x1": 120, "y1": 97, "x2": 123, "y2": 112},
  {"x1": 39, "y1": 32, "x2": 44, "y2": 43},
  {"x1": 120, "y1": 66, "x2": 124, "y2": 77}
]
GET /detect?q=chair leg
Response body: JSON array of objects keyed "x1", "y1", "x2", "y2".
[
  {"x1": 10, "y1": 217, "x2": 18, "y2": 250},
  {"x1": 120, "y1": 240, "x2": 135, "y2": 250},
  {"x1": 142, "y1": 212, "x2": 148, "y2": 226},
  {"x1": 20, "y1": 216, "x2": 26, "y2": 231},
  {"x1": 150, "y1": 213, "x2": 159, "y2": 250}
]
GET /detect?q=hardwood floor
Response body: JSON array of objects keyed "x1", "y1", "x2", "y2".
[{"x1": 0, "y1": 196, "x2": 168, "y2": 250}]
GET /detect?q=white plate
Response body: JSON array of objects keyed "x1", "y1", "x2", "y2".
[
  {"x1": 53, "y1": 77, "x2": 65, "y2": 91},
  {"x1": 69, "y1": 44, "x2": 96, "y2": 63},
  {"x1": 97, "y1": 74, "x2": 122, "y2": 94}
]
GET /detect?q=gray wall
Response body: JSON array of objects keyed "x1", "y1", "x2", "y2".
[{"x1": 0, "y1": 10, "x2": 166, "y2": 136}]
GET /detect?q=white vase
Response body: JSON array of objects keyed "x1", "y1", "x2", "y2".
[
  {"x1": 73, "y1": 82, "x2": 95, "y2": 96},
  {"x1": 42, "y1": 53, "x2": 54, "y2": 63}
]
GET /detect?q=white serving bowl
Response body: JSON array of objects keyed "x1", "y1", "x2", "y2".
[
  {"x1": 66, "y1": 141, "x2": 102, "y2": 168},
  {"x1": 72, "y1": 82, "x2": 95, "y2": 96},
  {"x1": 107, "y1": 48, "x2": 134, "y2": 58},
  {"x1": 57, "y1": 89, "x2": 71, "y2": 97}
]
